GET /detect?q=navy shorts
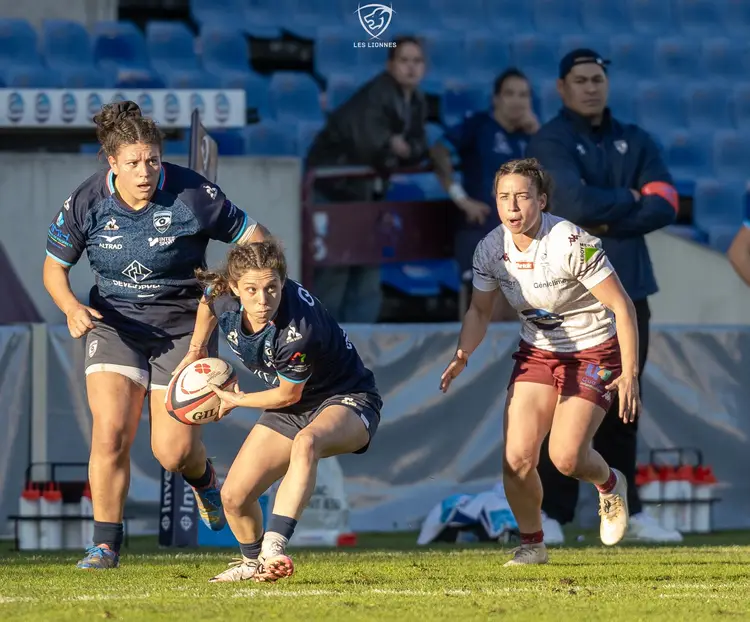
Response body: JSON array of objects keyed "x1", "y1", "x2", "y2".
[
  {"x1": 258, "y1": 391, "x2": 382, "y2": 454},
  {"x1": 84, "y1": 322, "x2": 218, "y2": 390}
]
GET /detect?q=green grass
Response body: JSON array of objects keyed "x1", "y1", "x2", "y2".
[{"x1": 2, "y1": 532, "x2": 750, "y2": 621}]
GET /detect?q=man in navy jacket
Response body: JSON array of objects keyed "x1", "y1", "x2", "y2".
[{"x1": 526, "y1": 49, "x2": 681, "y2": 543}]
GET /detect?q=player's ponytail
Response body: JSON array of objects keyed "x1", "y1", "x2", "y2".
[
  {"x1": 493, "y1": 157, "x2": 554, "y2": 212},
  {"x1": 196, "y1": 239, "x2": 288, "y2": 301},
  {"x1": 93, "y1": 100, "x2": 163, "y2": 158}
]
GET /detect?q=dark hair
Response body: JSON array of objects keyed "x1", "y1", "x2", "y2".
[
  {"x1": 493, "y1": 68, "x2": 530, "y2": 95},
  {"x1": 93, "y1": 100, "x2": 164, "y2": 158},
  {"x1": 197, "y1": 239, "x2": 288, "y2": 301},
  {"x1": 388, "y1": 35, "x2": 423, "y2": 61},
  {"x1": 493, "y1": 158, "x2": 553, "y2": 212}
]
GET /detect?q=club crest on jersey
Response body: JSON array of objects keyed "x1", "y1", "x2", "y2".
[
  {"x1": 614, "y1": 140, "x2": 628, "y2": 154},
  {"x1": 203, "y1": 184, "x2": 218, "y2": 200},
  {"x1": 153, "y1": 210, "x2": 172, "y2": 234}
]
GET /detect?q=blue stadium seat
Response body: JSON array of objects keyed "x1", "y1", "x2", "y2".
[
  {"x1": 433, "y1": 0, "x2": 487, "y2": 31},
  {"x1": 190, "y1": 0, "x2": 245, "y2": 28},
  {"x1": 219, "y1": 71, "x2": 272, "y2": 120},
  {"x1": 92, "y1": 21, "x2": 151, "y2": 71},
  {"x1": 627, "y1": 0, "x2": 675, "y2": 35},
  {"x1": 730, "y1": 83, "x2": 750, "y2": 131},
  {"x1": 663, "y1": 129, "x2": 714, "y2": 190},
  {"x1": 315, "y1": 26, "x2": 352, "y2": 77},
  {"x1": 80, "y1": 143, "x2": 102, "y2": 155},
  {"x1": 281, "y1": 0, "x2": 343, "y2": 38},
  {"x1": 608, "y1": 34, "x2": 654, "y2": 80},
  {"x1": 635, "y1": 81, "x2": 686, "y2": 137},
  {"x1": 166, "y1": 69, "x2": 221, "y2": 89},
  {"x1": 146, "y1": 21, "x2": 199, "y2": 74},
  {"x1": 701, "y1": 38, "x2": 747, "y2": 81},
  {"x1": 296, "y1": 120, "x2": 323, "y2": 156},
  {"x1": 608, "y1": 83, "x2": 637, "y2": 124},
  {"x1": 539, "y1": 80, "x2": 560, "y2": 122},
  {"x1": 412, "y1": 173, "x2": 449, "y2": 199},
  {"x1": 510, "y1": 34, "x2": 558, "y2": 84},
  {"x1": 269, "y1": 71, "x2": 322, "y2": 123},
  {"x1": 326, "y1": 73, "x2": 359, "y2": 110},
  {"x1": 485, "y1": 0, "x2": 535, "y2": 33},
  {"x1": 384, "y1": 0, "x2": 435, "y2": 33},
  {"x1": 654, "y1": 37, "x2": 701, "y2": 82},
  {"x1": 200, "y1": 27, "x2": 251, "y2": 76},
  {"x1": 60, "y1": 66, "x2": 114, "y2": 88},
  {"x1": 381, "y1": 263, "x2": 442, "y2": 297},
  {"x1": 532, "y1": 0, "x2": 582, "y2": 33},
  {"x1": 674, "y1": 0, "x2": 723, "y2": 36},
  {"x1": 422, "y1": 30, "x2": 467, "y2": 80},
  {"x1": 707, "y1": 225, "x2": 740, "y2": 253},
  {"x1": 719, "y1": 0, "x2": 750, "y2": 37},
  {"x1": 3, "y1": 65, "x2": 62, "y2": 87},
  {"x1": 464, "y1": 31, "x2": 511, "y2": 83},
  {"x1": 386, "y1": 176, "x2": 425, "y2": 201},
  {"x1": 211, "y1": 129, "x2": 245, "y2": 155},
  {"x1": 42, "y1": 20, "x2": 94, "y2": 70},
  {"x1": 685, "y1": 82, "x2": 732, "y2": 131},
  {"x1": 693, "y1": 178, "x2": 745, "y2": 231},
  {"x1": 713, "y1": 130, "x2": 750, "y2": 181},
  {"x1": 441, "y1": 79, "x2": 482, "y2": 127},
  {"x1": 0, "y1": 18, "x2": 41, "y2": 68},
  {"x1": 558, "y1": 35, "x2": 610, "y2": 62},
  {"x1": 243, "y1": 0, "x2": 281, "y2": 38},
  {"x1": 242, "y1": 121, "x2": 297, "y2": 156},
  {"x1": 425, "y1": 122, "x2": 445, "y2": 147},
  {"x1": 114, "y1": 68, "x2": 166, "y2": 89},
  {"x1": 580, "y1": 0, "x2": 631, "y2": 34}
]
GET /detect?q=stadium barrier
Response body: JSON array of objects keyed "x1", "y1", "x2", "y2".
[{"x1": 1, "y1": 322, "x2": 749, "y2": 540}]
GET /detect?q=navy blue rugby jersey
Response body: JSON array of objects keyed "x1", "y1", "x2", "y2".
[
  {"x1": 213, "y1": 279, "x2": 378, "y2": 415},
  {"x1": 46, "y1": 162, "x2": 255, "y2": 338}
]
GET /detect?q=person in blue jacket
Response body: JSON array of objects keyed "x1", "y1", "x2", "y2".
[{"x1": 525, "y1": 49, "x2": 682, "y2": 544}]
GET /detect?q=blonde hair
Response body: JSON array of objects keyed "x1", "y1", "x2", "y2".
[
  {"x1": 493, "y1": 157, "x2": 553, "y2": 212},
  {"x1": 197, "y1": 239, "x2": 288, "y2": 300}
]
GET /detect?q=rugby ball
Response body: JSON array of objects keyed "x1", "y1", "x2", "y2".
[{"x1": 165, "y1": 357, "x2": 237, "y2": 425}]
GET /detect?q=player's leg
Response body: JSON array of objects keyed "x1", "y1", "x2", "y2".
[
  {"x1": 148, "y1": 332, "x2": 225, "y2": 531},
  {"x1": 257, "y1": 393, "x2": 380, "y2": 582},
  {"x1": 551, "y1": 339, "x2": 629, "y2": 546},
  {"x1": 79, "y1": 325, "x2": 148, "y2": 569},
  {"x1": 209, "y1": 424, "x2": 292, "y2": 583}
]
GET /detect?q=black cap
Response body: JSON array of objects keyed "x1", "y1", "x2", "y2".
[{"x1": 559, "y1": 48, "x2": 611, "y2": 79}]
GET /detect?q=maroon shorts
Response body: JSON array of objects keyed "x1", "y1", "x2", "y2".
[{"x1": 507, "y1": 336, "x2": 621, "y2": 410}]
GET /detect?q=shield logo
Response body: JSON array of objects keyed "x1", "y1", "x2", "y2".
[
  {"x1": 614, "y1": 140, "x2": 628, "y2": 154},
  {"x1": 356, "y1": 3, "x2": 395, "y2": 40},
  {"x1": 153, "y1": 210, "x2": 172, "y2": 234}
]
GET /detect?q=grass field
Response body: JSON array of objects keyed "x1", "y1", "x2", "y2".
[{"x1": 2, "y1": 532, "x2": 750, "y2": 621}]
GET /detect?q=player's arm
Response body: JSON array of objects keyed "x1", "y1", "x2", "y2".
[
  {"x1": 190, "y1": 180, "x2": 268, "y2": 245},
  {"x1": 727, "y1": 223, "x2": 750, "y2": 287}
]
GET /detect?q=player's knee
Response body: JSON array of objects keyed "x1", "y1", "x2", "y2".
[
  {"x1": 549, "y1": 448, "x2": 583, "y2": 478},
  {"x1": 152, "y1": 440, "x2": 193, "y2": 473},
  {"x1": 503, "y1": 450, "x2": 538, "y2": 479},
  {"x1": 220, "y1": 485, "x2": 250, "y2": 516},
  {"x1": 290, "y1": 430, "x2": 320, "y2": 464},
  {"x1": 90, "y1": 429, "x2": 131, "y2": 462}
]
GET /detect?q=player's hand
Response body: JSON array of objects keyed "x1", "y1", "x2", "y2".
[
  {"x1": 65, "y1": 303, "x2": 102, "y2": 339},
  {"x1": 585, "y1": 224, "x2": 610, "y2": 236},
  {"x1": 605, "y1": 373, "x2": 641, "y2": 424},
  {"x1": 172, "y1": 345, "x2": 208, "y2": 377},
  {"x1": 209, "y1": 382, "x2": 244, "y2": 420},
  {"x1": 519, "y1": 109, "x2": 540, "y2": 134},
  {"x1": 630, "y1": 188, "x2": 641, "y2": 202},
  {"x1": 458, "y1": 198, "x2": 491, "y2": 225},
  {"x1": 440, "y1": 349, "x2": 469, "y2": 393},
  {"x1": 390, "y1": 135, "x2": 411, "y2": 159}
]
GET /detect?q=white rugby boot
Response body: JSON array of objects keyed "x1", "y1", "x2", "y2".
[
  {"x1": 209, "y1": 556, "x2": 260, "y2": 583},
  {"x1": 599, "y1": 468, "x2": 630, "y2": 546},
  {"x1": 255, "y1": 533, "x2": 295, "y2": 582},
  {"x1": 504, "y1": 543, "x2": 549, "y2": 566}
]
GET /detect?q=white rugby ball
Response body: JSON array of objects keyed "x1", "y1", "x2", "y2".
[{"x1": 165, "y1": 357, "x2": 236, "y2": 425}]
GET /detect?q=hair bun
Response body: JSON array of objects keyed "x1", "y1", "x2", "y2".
[{"x1": 93, "y1": 100, "x2": 142, "y2": 129}]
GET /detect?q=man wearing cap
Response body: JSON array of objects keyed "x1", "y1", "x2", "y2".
[{"x1": 526, "y1": 48, "x2": 682, "y2": 544}]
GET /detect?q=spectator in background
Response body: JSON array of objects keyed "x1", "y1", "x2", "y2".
[
  {"x1": 431, "y1": 69, "x2": 539, "y2": 318},
  {"x1": 727, "y1": 221, "x2": 750, "y2": 285},
  {"x1": 306, "y1": 36, "x2": 428, "y2": 323},
  {"x1": 526, "y1": 49, "x2": 681, "y2": 544}
]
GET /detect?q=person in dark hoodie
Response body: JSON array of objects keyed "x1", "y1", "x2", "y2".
[
  {"x1": 306, "y1": 36, "x2": 428, "y2": 323},
  {"x1": 525, "y1": 49, "x2": 682, "y2": 544}
]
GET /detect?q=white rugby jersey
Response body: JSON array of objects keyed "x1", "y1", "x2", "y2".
[{"x1": 472, "y1": 212, "x2": 617, "y2": 353}]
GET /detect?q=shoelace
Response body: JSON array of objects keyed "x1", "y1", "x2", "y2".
[
  {"x1": 508, "y1": 545, "x2": 540, "y2": 561},
  {"x1": 598, "y1": 495, "x2": 623, "y2": 519},
  {"x1": 217, "y1": 558, "x2": 258, "y2": 580},
  {"x1": 83, "y1": 546, "x2": 110, "y2": 559}
]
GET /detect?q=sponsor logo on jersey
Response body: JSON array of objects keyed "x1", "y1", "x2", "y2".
[
  {"x1": 63, "y1": 195, "x2": 72, "y2": 211},
  {"x1": 579, "y1": 243, "x2": 598, "y2": 263},
  {"x1": 98, "y1": 234, "x2": 123, "y2": 250},
  {"x1": 88, "y1": 340, "x2": 98, "y2": 358},
  {"x1": 580, "y1": 364, "x2": 612, "y2": 394},
  {"x1": 533, "y1": 278, "x2": 565, "y2": 289},
  {"x1": 122, "y1": 260, "x2": 153, "y2": 283},
  {"x1": 227, "y1": 330, "x2": 239, "y2": 347},
  {"x1": 521, "y1": 309, "x2": 564, "y2": 331},
  {"x1": 153, "y1": 210, "x2": 172, "y2": 234},
  {"x1": 286, "y1": 326, "x2": 303, "y2": 343},
  {"x1": 290, "y1": 352, "x2": 306, "y2": 363},
  {"x1": 516, "y1": 260, "x2": 534, "y2": 270},
  {"x1": 148, "y1": 236, "x2": 176, "y2": 247},
  {"x1": 203, "y1": 184, "x2": 218, "y2": 200},
  {"x1": 56, "y1": 212, "x2": 64, "y2": 227},
  {"x1": 568, "y1": 234, "x2": 580, "y2": 245},
  {"x1": 104, "y1": 217, "x2": 119, "y2": 231}
]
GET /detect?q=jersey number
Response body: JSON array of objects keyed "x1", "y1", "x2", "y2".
[
  {"x1": 341, "y1": 328, "x2": 353, "y2": 350},
  {"x1": 298, "y1": 286, "x2": 315, "y2": 307}
]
